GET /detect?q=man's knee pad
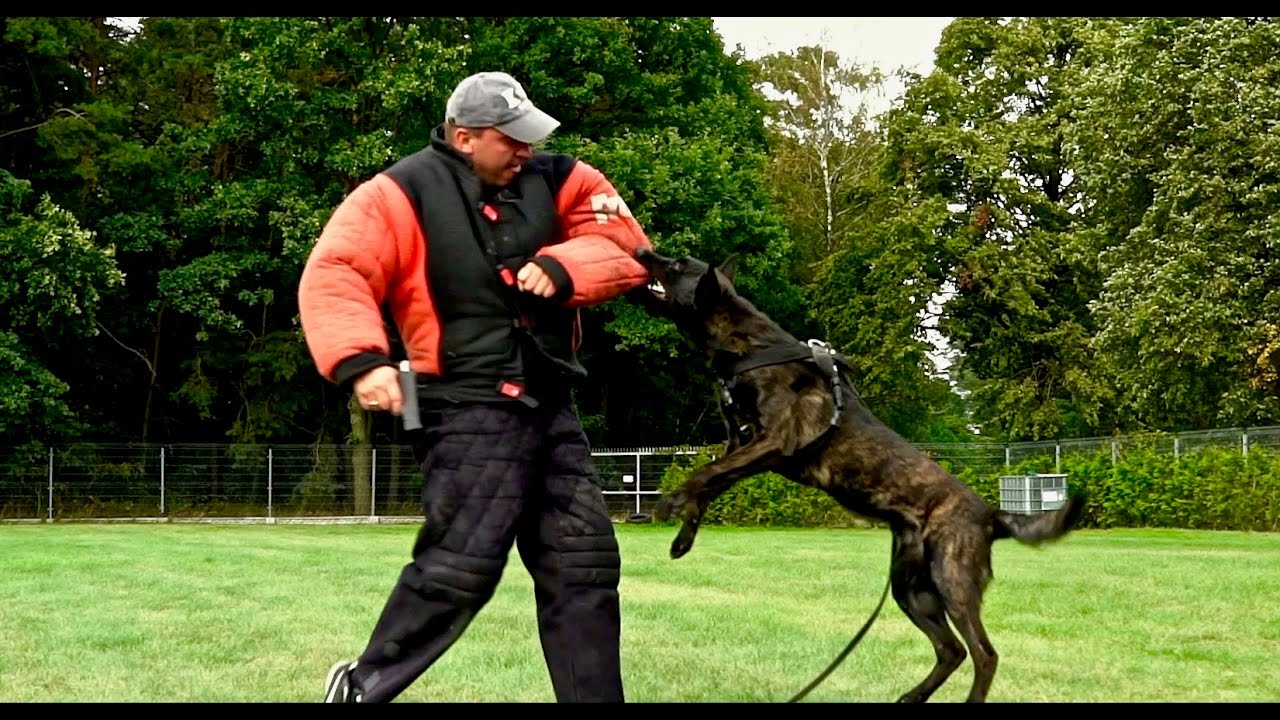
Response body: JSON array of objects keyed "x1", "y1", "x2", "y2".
[
  {"x1": 407, "y1": 549, "x2": 508, "y2": 608},
  {"x1": 557, "y1": 531, "x2": 621, "y2": 588}
]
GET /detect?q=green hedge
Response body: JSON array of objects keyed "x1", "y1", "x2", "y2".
[{"x1": 659, "y1": 445, "x2": 1280, "y2": 532}]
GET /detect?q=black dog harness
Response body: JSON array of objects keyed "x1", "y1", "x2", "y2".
[{"x1": 716, "y1": 338, "x2": 852, "y2": 441}]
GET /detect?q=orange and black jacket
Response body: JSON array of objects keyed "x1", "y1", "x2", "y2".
[{"x1": 298, "y1": 126, "x2": 653, "y2": 406}]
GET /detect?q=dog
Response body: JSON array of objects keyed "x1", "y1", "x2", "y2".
[{"x1": 631, "y1": 246, "x2": 1085, "y2": 703}]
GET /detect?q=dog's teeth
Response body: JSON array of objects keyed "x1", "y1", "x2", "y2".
[{"x1": 648, "y1": 280, "x2": 666, "y2": 298}]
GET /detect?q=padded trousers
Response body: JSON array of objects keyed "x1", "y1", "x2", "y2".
[{"x1": 350, "y1": 400, "x2": 624, "y2": 703}]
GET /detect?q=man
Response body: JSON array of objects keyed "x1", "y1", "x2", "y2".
[{"x1": 297, "y1": 70, "x2": 653, "y2": 703}]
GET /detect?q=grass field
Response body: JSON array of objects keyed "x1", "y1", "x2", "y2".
[{"x1": 1, "y1": 521, "x2": 1278, "y2": 703}]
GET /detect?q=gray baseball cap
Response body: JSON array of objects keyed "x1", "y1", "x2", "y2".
[{"x1": 445, "y1": 71, "x2": 561, "y2": 144}]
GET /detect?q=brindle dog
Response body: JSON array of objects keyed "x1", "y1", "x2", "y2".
[{"x1": 631, "y1": 247, "x2": 1085, "y2": 704}]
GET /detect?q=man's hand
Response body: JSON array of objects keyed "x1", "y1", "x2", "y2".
[
  {"x1": 517, "y1": 262, "x2": 557, "y2": 298},
  {"x1": 353, "y1": 365, "x2": 403, "y2": 415}
]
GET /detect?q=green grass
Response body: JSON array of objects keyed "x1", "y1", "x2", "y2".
[{"x1": 1, "y1": 522, "x2": 1278, "y2": 702}]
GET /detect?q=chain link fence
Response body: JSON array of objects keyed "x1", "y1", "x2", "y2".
[{"x1": 2, "y1": 427, "x2": 1276, "y2": 523}]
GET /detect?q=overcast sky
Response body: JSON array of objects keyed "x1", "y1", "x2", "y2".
[
  {"x1": 713, "y1": 17, "x2": 953, "y2": 113},
  {"x1": 712, "y1": 17, "x2": 952, "y2": 70}
]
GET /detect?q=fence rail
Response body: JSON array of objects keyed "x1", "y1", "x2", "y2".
[{"x1": 2, "y1": 426, "x2": 1277, "y2": 523}]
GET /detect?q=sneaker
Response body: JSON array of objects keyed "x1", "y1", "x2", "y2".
[{"x1": 323, "y1": 659, "x2": 363, "y2": 703}]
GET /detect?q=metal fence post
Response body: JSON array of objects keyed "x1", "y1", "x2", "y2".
[
  {"x1": 634, "y1": 452, "x2": 642, "y2": 516},
  {"x1": 1055, "y1": 443, "x2": 1061, "y2": 473},
  {"x1": 47, "y1": 446, "x2": 53, "y2": 522},
  {"x1": 1004, "y1": 445, "x2": 1010, "y2": 470},
  {"x1": 267, "y1": 448, "x2": 273, "y2": 520},
  {"x1": 1243, "y1": 430, "x2": 1249, "y2": 467},
  {"x1": 160, "y1": 446, "x2": 166, "y2": 516},
  {"x1": 371, "y1": 447, "x2": 377, "y2": 518},
  {"x1": 1174, "y1": 434, "x2": 1180, "y2": 461}
]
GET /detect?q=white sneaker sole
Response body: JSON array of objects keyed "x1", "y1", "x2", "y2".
[{"x1": 324, "y1": 660, "x2": 357, "y2": 703}]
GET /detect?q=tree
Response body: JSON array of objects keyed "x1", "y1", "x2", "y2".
[
  {"x1": 143, "y1": 17, "x2": 472, "y2": 453},
  {"x1": 752, "y1": 43, "x2": 886, "y2": 270},
  {"x1": 456, "y1": 17, "x2": 794, "y2": 447},
  {"x1": 878, "y1": 17, "x2": 1125, "y2": 441},
  {"x1": 566, "y1": 127, "x2": 800, "y2": 446},
  {"x1": 0, "y1": 170, "x2": 125, "y2": 446},
  {"x1": 1069, "y1": 17, "x2": 1280, "y2": 429},
  {"x1": 749, "y1": 38, "x2": 972, "y2": 442}
]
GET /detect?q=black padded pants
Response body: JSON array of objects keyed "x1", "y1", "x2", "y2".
[{"x1": 351, "y1": 401, "x2": 624, "y2": 703}]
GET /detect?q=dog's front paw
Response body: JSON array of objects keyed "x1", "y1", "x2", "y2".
[
  {"x1": 654, "y1": 489, "x2": 690, "y2": 522},
  {"x1": 670, "y1": 518, "x2": 700, "y2": 559}
]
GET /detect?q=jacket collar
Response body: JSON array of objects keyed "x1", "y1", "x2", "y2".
[
  {"x1": 429, "y1": 124, "x2": 536, "y2": 201},
  {"x1": 429, "y1": 125, "x2": 475, "y2": 173}
]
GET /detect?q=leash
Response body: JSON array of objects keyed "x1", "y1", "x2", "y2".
[{"x1": 786, "y1": 544, "x2": 893, "y2": 703}]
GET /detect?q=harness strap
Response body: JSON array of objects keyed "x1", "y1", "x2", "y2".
[
  {"x1": 730, "y1": 342, "x2": 814, "y2": 376},
  {"x1": 806, "y1": 340, "x2": 845, "y2": 427},
  {"x1": 710, "y1": 338, "x2": 879, "y2": 701},
  {"x1": 719, "y1": 339, "x2": 850, "y2": 429}
]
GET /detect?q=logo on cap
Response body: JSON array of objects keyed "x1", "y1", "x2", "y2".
[{"x1": 501, "y1": 87, "x2": 524, "y2": 109}]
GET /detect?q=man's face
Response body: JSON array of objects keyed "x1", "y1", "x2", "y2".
[{"x1": 454, "y1": 126, "x2": 533, "y2": 186}]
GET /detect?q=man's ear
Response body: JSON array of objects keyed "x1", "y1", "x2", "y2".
[
  {"x1": 695, "y1": 265, "x2": 723, "y2": 309},
  {"x1": 718, "y1": 254, "x2": 739, "y2": 283}
]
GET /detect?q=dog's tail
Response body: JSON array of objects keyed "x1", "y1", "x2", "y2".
[{"x1": 992, "y1": 491, "x2": 1086, "y2": 546}]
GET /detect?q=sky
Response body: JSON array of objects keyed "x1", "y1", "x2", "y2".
[
  {"x1": 713, "y1": 16, "x2": 952, "y2": 71},
  {"x1": 712, "y1": 17, "x2": 954, "y2": 113}
]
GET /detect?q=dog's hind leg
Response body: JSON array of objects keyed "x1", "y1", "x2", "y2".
[
  {"x1": 891, "y1": 528, "x2": 968, "y2": 703},
  {"x1": 933, "y1": 536, "x2": 999, "y2": 703}
]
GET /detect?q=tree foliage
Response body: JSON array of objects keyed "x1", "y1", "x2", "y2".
[
  {"x1": 0, "y1": 170, "x2": 124, "y2": 444},
  {"x1": 878, "y1": 17, "x2": 1122, "y2": 441},
  {"x1": 2, "y1": 16, "x2": 1277, "y2": 454},
  {"x1": 1068, "y1": 17, "x2": 1280, "y2": 430}
]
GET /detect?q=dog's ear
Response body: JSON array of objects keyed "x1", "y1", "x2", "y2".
[
  {"x1": 695, "y1": 264, "x2": 723, "y2": 309},
  {"x1": 717, "y1": 254, "x2": 739, "y2": 283}
]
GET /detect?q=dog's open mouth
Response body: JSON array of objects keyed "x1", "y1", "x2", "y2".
[{"x1": 647, "y1": 279, "x2": 667, "y2": 300}]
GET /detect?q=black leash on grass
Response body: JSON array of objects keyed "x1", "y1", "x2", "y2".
[{"x1": 786, "y1": 548, "x2": 893, "y2": 703}]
